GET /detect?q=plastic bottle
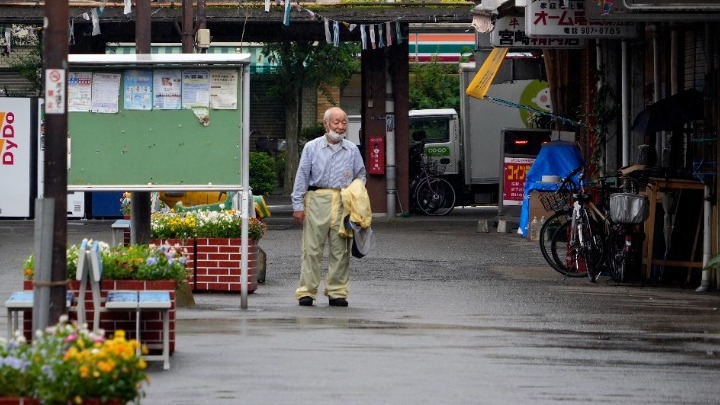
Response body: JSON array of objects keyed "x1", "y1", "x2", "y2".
[
  {"x1": 530, "y1": 216, "x2": 538, "y2": 241},
  {"x1": 539, "y1": 215, "x2": 546, "y2": 239}
]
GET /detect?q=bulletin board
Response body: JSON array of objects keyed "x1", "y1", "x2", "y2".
[{"x1": 66, "y1": 53, "x2": 251, "y2": 191}]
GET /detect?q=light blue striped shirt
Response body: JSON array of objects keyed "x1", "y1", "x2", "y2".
[{"x1": 291, "y1": 135, "x2": 367, "y2": 211}]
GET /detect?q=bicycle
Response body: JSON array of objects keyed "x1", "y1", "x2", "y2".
[
  {"x1": 409, "y1": 155, "x2": 456, "y2": 216},
  {"x1": 538, "y1": 165, "x2": 648, "y2": 282}
]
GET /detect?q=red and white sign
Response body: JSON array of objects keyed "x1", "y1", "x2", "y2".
[
  {"x1": 526, "y1": 0, "x2": 638, "y2": 38},
  {"x1": 0, "y1": 98, "x2": 32, "y2": 217},
  {"x1": 367, "y1": 135, "x2": 385, "y2": 175},
  {"x1": 45, "y1": 68, "x2": 66, "y2": 114},
  {"x1": 502, "y1": 157, "x2": 534, "y2": 206}
]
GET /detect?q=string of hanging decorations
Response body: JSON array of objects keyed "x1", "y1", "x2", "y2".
[{"x1": 273, "y1": 0, "x2": 406, "y2": 50}]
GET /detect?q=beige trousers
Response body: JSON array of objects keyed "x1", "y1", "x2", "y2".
[{"x1": 295, "y1": 189, "x2": 351, "y2": 300}]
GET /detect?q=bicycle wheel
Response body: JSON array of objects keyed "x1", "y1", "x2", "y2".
[
  {"x1": 539, "y1": 212, "x2": 571, "y2": 274},
  {"x1": 607, "y1": 231, "x2": 630, "y2": 283},
  {"x1": 581, "y1": 223, "x2": 604, "y2": 283},
  {"x1": 548, "y1": 219, "x2": 588, "y2": 278},
  {"x1": 414, "y1": 177, "x2": 456, "y2": 216}
]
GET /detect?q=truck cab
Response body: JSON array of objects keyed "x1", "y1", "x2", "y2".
[{"x1": 408, "y1": 109, "x2": 460, "y2": 178}]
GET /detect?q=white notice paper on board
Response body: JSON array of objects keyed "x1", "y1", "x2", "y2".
[
  {"x1": 123, "y1": 69, "x2": 153, "y2": 110},
  {"x1": 90, "y1": 73, "x2": 120, "y2": 113},
  {"x1": 210, "y1": 70, "x2": 238, "y2": 110},
  {"x1": 68, "y1": 72, "x2": 92, "y2": 112},
  {"x1": 182, "y1": 69, "x2": 210, "y2": 109},
  {"x1": 153, "y1": 69, "x2": 182, "y2": 110}
]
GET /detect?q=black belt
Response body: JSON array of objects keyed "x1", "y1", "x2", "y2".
[{"x1": 308, "y1": 186, "x2": 336, "y2": 191}]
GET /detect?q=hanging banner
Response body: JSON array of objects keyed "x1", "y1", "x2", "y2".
[
  {"x1": 465, "y1": 47, "x2": 508, "y2": 100},
  {"x1": 525, "y1": 0, "x2": 638, "y2": 38}
]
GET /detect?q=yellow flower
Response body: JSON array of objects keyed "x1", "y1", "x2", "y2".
[
  {"x1": 79, "y1": 365, "x2": 90, "y2": 378},
  {"x1": 98, "y1": 359, "x2": 116, "y2": 373}
]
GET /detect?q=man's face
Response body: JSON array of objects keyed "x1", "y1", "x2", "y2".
[{"x1": 325, "y1": 111, "x2": 348, "y2": 135}]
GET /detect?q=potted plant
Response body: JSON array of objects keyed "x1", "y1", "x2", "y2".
[
  {"x1": 0, "y1": 316, "x2": 148, "y2": 404},
  {"x1": 119, "y1": 192, "x2": 132, "y2": 218},
  {"x1": 22, "y1": 242, "x2": 189, "y2": 287},
  {"x1": 22, "y1": 242, "x2": 190, "y2": 353}
]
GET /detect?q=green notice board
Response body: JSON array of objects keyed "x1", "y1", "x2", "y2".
[{"x1": 66, "y1": 54, "x2": 250, "y2": 190}]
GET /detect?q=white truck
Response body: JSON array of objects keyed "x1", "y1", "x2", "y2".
[{"x1": 409, "y1": 62, "x2": 556, "y2": 208}]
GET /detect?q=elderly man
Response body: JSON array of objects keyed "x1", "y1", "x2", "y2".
[{"x1": 291, "y1": 107, "x2": 367, "y2": 307}]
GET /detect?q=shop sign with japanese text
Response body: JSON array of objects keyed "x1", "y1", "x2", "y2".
[
  {"x1": 491, "y1": 16, "x2": 586, "y2": 48},
  {"x1": 502, "y1": 157, "x2": 534, "y2": 206},
  {"x1": 584, "y1": 0, "x2": 720, "y2": 21},
  {"x1": 526, "y1": 0, "x2": 638, "y2": 38}
]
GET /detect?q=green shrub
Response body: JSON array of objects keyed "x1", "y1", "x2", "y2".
[
  {"x1": 249, "y1": 151, "x2": 278, "y2": 195},
  {"x1": 300, "y1": 122, "x2": 325, "y2": 143}
]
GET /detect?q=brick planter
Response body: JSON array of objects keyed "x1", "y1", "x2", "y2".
[
  {"x1": 152, "y1": 238, "x2": 259, "y2": 293},
  {"x1": 23, "y1": 280, "x2": 177, "y2": 354}
]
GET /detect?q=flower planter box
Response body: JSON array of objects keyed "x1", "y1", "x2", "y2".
[
  {"x1": 23, "y1": 280, "x2": 177, "y2": 354},
  {"x1": 153, "y1": 238, "x2": 259, "y2": 293}
]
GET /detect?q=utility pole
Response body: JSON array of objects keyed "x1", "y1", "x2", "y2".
[
  {"x1": 182, "y1": 0, "x2": 195, "y2": 53},
  {"x1": 130, "y1": 0, "x2": 152, "y2": 245},
  {"x1": 35, "y1": 0, "x2": 69, "y2": 330}
]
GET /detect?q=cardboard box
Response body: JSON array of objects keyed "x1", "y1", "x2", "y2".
[{"x1": 529, "y1": 191, "x2": 559, "y2": 225}]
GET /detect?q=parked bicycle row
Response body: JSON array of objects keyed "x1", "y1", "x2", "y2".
[{"x1": 537, "y1": 164, "x2": 650, "y2": 283}]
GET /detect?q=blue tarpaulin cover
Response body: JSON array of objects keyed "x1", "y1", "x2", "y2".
[{"x1": 519, "y1": 141, "x2": 584, "y2": 237}]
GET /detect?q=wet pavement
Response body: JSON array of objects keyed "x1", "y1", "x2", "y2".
[{"x1": 1, "y1": 207, "x2": 720, "y2": 404}]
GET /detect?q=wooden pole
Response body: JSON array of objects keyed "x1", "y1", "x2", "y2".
[{"x1": 41, "y1": 0, "x2": 69, "y2": 326}]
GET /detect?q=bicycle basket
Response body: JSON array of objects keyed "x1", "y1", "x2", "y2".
[
  {"x1": 539, "y1": 191, "x2": 572, "y2": 212},
  {"x1": 609, "y1": 193, "x2": 649, "y2": 224}
]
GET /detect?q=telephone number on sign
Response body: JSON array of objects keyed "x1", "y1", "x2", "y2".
[{"x1": 578, "y1": 27, "x2": 625, "y2": 36}]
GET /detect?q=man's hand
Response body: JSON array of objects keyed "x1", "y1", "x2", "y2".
[{"x1": 293, "y1": 210, "x2": 305, "y2": 225}]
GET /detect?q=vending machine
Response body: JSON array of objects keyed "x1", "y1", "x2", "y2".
[{"x1": 0, "y1": 97, "x2": 34, "y2": 218}]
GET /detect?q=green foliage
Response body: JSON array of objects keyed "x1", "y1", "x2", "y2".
[
  {"x1": 151, "y1": 211, "x2": 268, "y2": 240},
  {"x1": 300, "y1": 122, "x2": 325, "y2": 143},
  {"x1": 409, "y1": 57, "x2": 460, "y2": 111},
  {"x1": 23, "y1": 242, "x2": 190, "y2": 287},
  {"x1": 261, "y1": 42, "x2": 360, "y2": 104},
  {"x1": 250, "y1": 151, "x2": 278, "y2": 195},
  {"x1": 261, "y1": 42, "x2": 360, "y2": 193},
  {"x1": 0, "y1": 317, "x2": 148, "y2": 403},
  {"x1": 102, "y1": 243, "x2": 190, "y2": 286},
  {"x1": 8, "y1": 30, "x2": 42, "y2": 95}
]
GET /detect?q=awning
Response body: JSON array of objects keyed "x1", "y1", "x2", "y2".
[{"x1": 105, "y1": 42, "x2": 276, "y2": 74}]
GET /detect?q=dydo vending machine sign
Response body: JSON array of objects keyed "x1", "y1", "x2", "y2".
[{"x1": 0, "y1": 98, "x2": 32, "y2": 217}]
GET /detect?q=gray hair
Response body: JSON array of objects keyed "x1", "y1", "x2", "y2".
[{"x1": 323, "y1": 107, "x2": 346, "y2": 123}]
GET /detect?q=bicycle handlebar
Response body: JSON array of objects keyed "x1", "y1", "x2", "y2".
[{"x1": 556, "y1": 164, "x2": 584, "y2": 195}]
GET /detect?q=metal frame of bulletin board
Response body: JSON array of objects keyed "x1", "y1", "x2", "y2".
[{"x1": 66, "y1": 53, "x2": 251, "y2": 193}]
